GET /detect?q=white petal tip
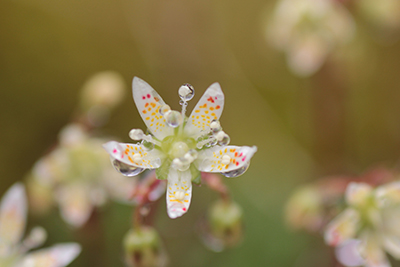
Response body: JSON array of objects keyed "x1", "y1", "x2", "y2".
[{"x1": 167, "y1": 204, "x2": 189, "y2": 219}]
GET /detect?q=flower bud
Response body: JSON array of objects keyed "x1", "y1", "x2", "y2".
[
  {"x1": 80, "y1": 71, "x2": 126, "y2": 110},
  {"x1": 123, "y1": 226, "x2": 167, "y2": 267},
  {"x1": 201, "y1": 200, "x2": 243, "y2": 252},
  {"x1": 285, "y1": 186, "x2": 323, "y2": 232}
]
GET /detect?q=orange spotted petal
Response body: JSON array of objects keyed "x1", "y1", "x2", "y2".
[
  {"x1": 0, "y1": 183, "x2": 27, "y2": 247},
  {"x1": 103, "y1": 141, "x2": 163, "y2": 169},
  {"x1": 132, "y1": 77, "x2": 173, "y2": 140},
  {"x1": 195, "y1": 145, "x2": 257, "y2": 173},
  {"x1": 166, "y1": 168, "x2": 192, "y2": 219},
  {"x1": 185, "y1": 83, "x2": 224, "y2": 136}
]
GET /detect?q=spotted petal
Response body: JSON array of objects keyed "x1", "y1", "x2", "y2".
[
  {"x1": 0, "y1": 183, "x2": 27, "y2": 247},
  {"x1": 185, "y1": 83, "x2": 224, "y2": 137},
  {"x1": 132, "y1": 77, "x2": 173, "y2": 140},
  {"x1": 196, "y1": 146, "x2": 257, "y2": 173},
  {"x1": 103, "y1": 141, "x2": 163, "y2": 169},
  {"x1": 166, "y1": 168, "x2": 192, "y2": 219},
  {"x1": 18, "y1": 243, "x2": 81, "y2": 267}
]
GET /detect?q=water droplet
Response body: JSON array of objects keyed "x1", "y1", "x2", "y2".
[
  {"x1": 210, "y1": 120, "x2": 222, "y2": 134},
  {"x1": 216, "y1": 133, "x2": 230, "y2": 146},
  {"x1": 141, "y1": 140, "x2": 154, "y2": 151},
  {"x1": 159, "y1": 104, "x2": 171, "y2": 116},
  {"x1": 178, "y1": 84, "x2": 195, "y2": 101},
  {"x1": 112, "y1": 158, "x2": 145, "y2": 177},
  {"x1": 221, "y1": 162, "x2": 250, "y2": 178},
  {"x1": 164, "y1": 110, "x2": 183, "y2": 128},
  {"x1": 129, "y1": 129, "x2": 144, "y2": 140}
]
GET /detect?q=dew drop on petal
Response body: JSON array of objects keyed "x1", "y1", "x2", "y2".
[
  {"x1": 159, "y1": 104, "x2": 171, "y2": 116},
  {"x1": 164, "y1": 110, "x2": 183, "y2": 128},
  {"x1": 111, "y1": 158, "x2": 145, "y2": 177},
  {"x1": 221, "y1": 162, "x2": 250, "y2": 178},
  {"x1": 178, "y1": 84, "x2": 195, "y2": 101}
]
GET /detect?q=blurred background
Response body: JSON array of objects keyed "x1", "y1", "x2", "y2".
[{"x1": 1, "y1": 0, "x2": 400, "y2": 266}]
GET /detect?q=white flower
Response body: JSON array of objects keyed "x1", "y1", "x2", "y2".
[
  {"x1": 29, "y1": 124, "x2": 135, "y2": 228},
  {"x1": 103, "y1": 77, "x2": 257, "y2": 219},
  {"x1": 267, "y1": 0, "x2": 355, "y2": 76},
  {"x1": 325, "y1": 181, "x2": 400, "y2": 267},
  {"x1": 0, "y1": 183, "x2": 81, "y2": 267}
]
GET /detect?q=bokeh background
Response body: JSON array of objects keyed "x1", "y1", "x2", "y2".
[{"x1": 1, "y1": 0, "x2": 400, "y2": 266}]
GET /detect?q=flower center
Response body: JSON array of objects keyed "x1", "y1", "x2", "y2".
[{"x1": 170, "y1": 141, "x2": 189, "y2": 159}]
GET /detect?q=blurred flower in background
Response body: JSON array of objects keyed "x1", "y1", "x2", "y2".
[
  {"x1": 356, "y1": 0, "x2": 400, "y2": 34},
  {"x1": 267, "y1": 0, "x2": 355, "y2": 76},
  {"x1": 25, "y1": 72, "x2": 135, "y2": 228},
  {"x1": 0, "y1": 183, "x2": 81, "y2": 267},
  {"x1": 325, "y1": 181, "x2": 400, "y2": 267}
]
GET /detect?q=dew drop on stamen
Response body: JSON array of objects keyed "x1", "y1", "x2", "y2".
[
  {"x1": 210, "y1": 120, "x2": 222, "y2": 134},
  {"x1": 111, "y1": 158, "x2": 145, "y2": 177},
  {"x1": 129, "y1": 129, "x2": 144, "y2": 140},
  {"x1": 178, "y1": 83, "x2": 195, "y2": 101},
  {"x1": 221, "y1": 162, "x2": 250, "y2": 178},
  {"x1": 216, "y1": 132, "x2": 230, "y2": 146},
  {"x1": 164, "y1": 110, "x2": 183, "y2": 128}
]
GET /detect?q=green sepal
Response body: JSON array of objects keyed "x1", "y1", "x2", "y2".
[
  {"x1": 155, "y1": 158, "x2": 171, "y2": 180},
  {"x1": 190, "y1": 164, "x2": 201, "y2": 185}
]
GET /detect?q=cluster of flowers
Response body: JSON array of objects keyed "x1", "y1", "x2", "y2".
[
  {"x1": 286, "y1": 168, "x2": 400, "y2": 266},
  {"x1": 268, "y1": 0, "x2": 400, "y2": 76},
  {"x1": 2, "y1": 73, "x2": 257, "y2": 267}
]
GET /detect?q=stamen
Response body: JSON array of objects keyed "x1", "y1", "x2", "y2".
[
  {"x1": 221, "y1": 155, "x2": 231, "y2": 165},
  {"x1": 174, "y1": 190, "x2": 185, "y2": 201},
  {"x1": 215, "y1": 131, "x2": 230, "y2": 146},
  {"x1": 196, "y1": 136, "x2": 217, "y2": 149},
  {"x1": 129, "y1": 128, "x2": 161, "y2": 147},
  {"x1": 210, "y1": 120, "x2": 222, "y2": 133},
  {"x1": 178, "y1": 83, "x2": 194, "y2": 117}
]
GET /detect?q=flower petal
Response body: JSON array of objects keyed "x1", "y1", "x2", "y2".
[
  {"x1": 345, "y1": 182, "x2": 373, "y2": 207},
  {"x1": 185, "y1": 83, "x2": 224, "y2": 136},
  {"x1": 166, "y1": 168, "x2": 192, "y2": 219},
  {"x1": 103, "y1": 141, "x2": 163, "y2": 169},
  {"x1": 383, "y1": 235, "x2": 400, "y2": 260},
  {"x1": 335, "y1": 239, "x2": 365, "y2": 267},
  {"x1": 55, "y1": 184, "x2": 92, "y2": 227},
  {"x1": 360, "y1": 232, "x2": 391, "y2": 267},
  {"x1": 195, "y1": 146, "x2": 257, "y2": 174},
  {"x1": 132, "y1": 77, "x2": 173, "y2": 140},
  {"x1": 0, "y1": 183, "x2": 27, "y2": 246},
  {"x1": 324, "y1": 208, "x2": 360, "y2": 246},
  {"x1": 375, "y1": 181, "x2": 400, "y2": 208},
  {"x1": 18, "y1": 243, "x2": 81, "y2": 267}
]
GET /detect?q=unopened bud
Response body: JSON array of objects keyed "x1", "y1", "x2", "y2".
[
  {"x1": 201, "y1": 200, "x2": 243, "y2": 252},
  {"x1": 123, "y1": 227, "x2": 167, "y2": 267}
]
